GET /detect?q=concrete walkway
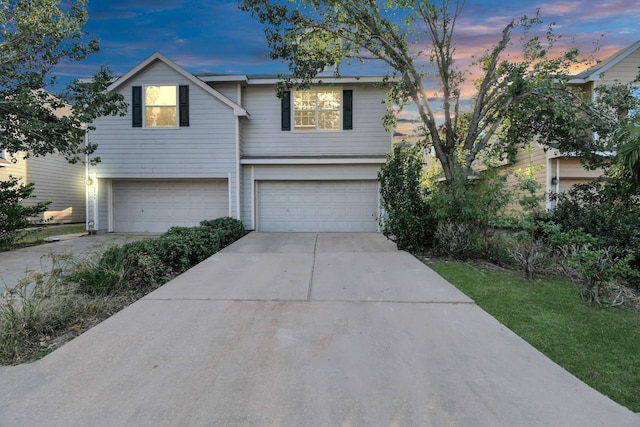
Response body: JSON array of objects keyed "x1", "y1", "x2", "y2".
[{"x1": 0, "y1": 232, "x2": 637, "y2": 426}]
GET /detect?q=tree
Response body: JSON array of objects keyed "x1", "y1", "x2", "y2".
[
  {"x1": 239, "y1": 0, "x2": 590, "y2": 183},
  {"x1": 0, "y1": 0, "x2": 127, "y2": 246},
  {"x1": 0, "y1": 177, "x2": 50, "y2": 248},
  {"x1": 0, "y1": 0, "x2": 127, "y2": 164}
]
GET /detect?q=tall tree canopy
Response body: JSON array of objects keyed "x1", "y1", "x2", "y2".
[
  {"x1": 0, "y1": 0, "x2": 126, "y2": 164},
  {"x1": 240, "y1": 0, "x2": 595, "y2": 183}
]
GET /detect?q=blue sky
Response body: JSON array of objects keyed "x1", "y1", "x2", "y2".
[{"x1": 57, "y1": 0, "x2": 639, "y2": 90}]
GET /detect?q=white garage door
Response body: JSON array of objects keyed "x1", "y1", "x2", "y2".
[
  {"x1": 257, "y1": 181, "x2": 379, "y2": 232},
  {"x1": 112, "y1": 179, "x2": 229, "y2": 232}
]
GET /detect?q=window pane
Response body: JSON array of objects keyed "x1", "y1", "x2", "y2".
[
  {"x1": 146, "y1": 106, "x2": 176, "y2": 127},
  {"x1": 145, "y1": 86, "x2": 176, "y2": 106},
  {"x1": 294, "y1": 111, "x2": 316, "y2": 130},
  {"x1": 294, "y1": 90, "x2": 316, "y2": 110},
  {"x1": 318, "y1": 90, "x2": 341, "y2": 109},
  {"x1": 318, "y1": 110, "x2": 340, "y2": 130}
]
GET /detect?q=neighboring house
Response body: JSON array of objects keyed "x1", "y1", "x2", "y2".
[
  {"x1": 503, "y1": 40, "x2": 640, "y2": 209},
  {"x1": 0, "y1": 103, "x2": 86, "y2": 224},
  {"x1": 85, "y1": 52, "x2": 392, "y2": 233}
]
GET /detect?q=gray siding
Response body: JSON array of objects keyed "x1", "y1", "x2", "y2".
[
  {"x1": 241, "y1": 85, "x2": 391, "y2": 157},
  {"x1": 88, "y1": 60, "x2": 237, "y2": 180},
  {"x1": 208, "y1": 82, "x2": 240, "y2": 104}
]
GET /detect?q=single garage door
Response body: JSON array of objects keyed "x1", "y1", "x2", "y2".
[
  {"x1": 257, "y1": 180, "x2": 379, "y2": 232},
  {"x1": 112, "y1": 179, "x2": 229, "y2": 232}
]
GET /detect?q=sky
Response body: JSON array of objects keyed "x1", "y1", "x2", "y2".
[
  {"x1": 59, "y1": 0, "x2": 640, "y2": 85},
  {"x1": 53, "y1": 0, "x2": 640, "y2": 136}
]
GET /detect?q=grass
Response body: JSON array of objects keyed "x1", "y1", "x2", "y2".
[
  {"x1": 428, "y1": 261, "x2": 640, "y2": 413},
  {"x1": 15, "y1": 224, "x2": 87, "y2": 246}
]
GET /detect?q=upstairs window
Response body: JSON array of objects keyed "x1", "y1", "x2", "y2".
[
  {"x1": 132, "y1": 85, "x2": 189, "y2": 128},
  {"x1": 293, "y1": 89, "x2": 341, "y2": 131},
  {"x1": 145, "y1": 85, "x2": 177, "y2": 127}
]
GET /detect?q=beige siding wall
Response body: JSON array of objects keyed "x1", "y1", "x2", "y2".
[
  {"x1": 500, "y1": 143, "x2": 548, "y2": 213},
  {"x1": 596, "y1": 49, "x2": 640, "y2": 84},
  {"x1": 241, "y1": 85, "x2": 391, "y2": 157},
  {"x1": 0, "y1": 153, "x2": 85, "y2": 224},
  {"x1": 26, "y1": 154, "x2": 85, "y2": 223}
]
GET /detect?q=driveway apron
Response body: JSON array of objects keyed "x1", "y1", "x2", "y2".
[{"x1": 0, "y1": 232, "x2": 637, "y2": 426}]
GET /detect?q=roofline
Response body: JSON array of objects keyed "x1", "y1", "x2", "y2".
[
  {"x1": 107, "y1": 52, "x2": 249, "y2": 117},
  {"x1": 198, "y1": 74, "x2": 394, "y2": 85},
  {"x1": 570, "y1": 40, "x2": 640, "y2": 83}
]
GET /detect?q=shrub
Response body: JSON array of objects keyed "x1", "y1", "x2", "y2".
[
  {"x1": 427, "y1": 168, "x2": 511, "y2": 258},
  {"x1": 0, "y1": 177, "x2": 51, "y2": 249},
  {"x1": 378, "y1": 144, "x2": 435, "y2": 251},
  {"x1": 71, "y1": 217, "x2": 247, "y2": 296},
  {"x1": 538, "y1": 178, "x2": 640, "y2": 289}
]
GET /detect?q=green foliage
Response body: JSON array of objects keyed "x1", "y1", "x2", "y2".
[
  {"x1": 538, "y1": 179, "x2": 640, "y2": 276},
  {"x1": 71, "y1": 217, "x2": 247, "y2": 296},
  {"x1": 0, "y1": 177, "x2": 51, "y2": 248},
  {"x1": 378, "y1": 144, "x2": 434, "y2": 251},
  {"x1": 428, "y1": 167, "x2": 511, "y2": 258},
  {"x1": 0, "y1": 0, "x2": 127, "y2": 164},
  {"x1": 240, "y1": 0, "x2": 593, "y2": 183},
  {"x1": 0, "y1": 252, "x2": 95, "y2": 364},
  {"x1": 534, "y1": 180, "x2": 640, "y2": 305}
]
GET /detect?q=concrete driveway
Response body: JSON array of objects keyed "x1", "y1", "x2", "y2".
[{"x1": 0, "y1": 232, "x2": 637, "y2": 426}]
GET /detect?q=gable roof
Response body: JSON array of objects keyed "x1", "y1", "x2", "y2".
[
  {"x1": 570, "y1": 40, "x2": 640, "y2": 83},
  {"x1": 107, "y1": 52, "x2": 248, "y2": 117}
]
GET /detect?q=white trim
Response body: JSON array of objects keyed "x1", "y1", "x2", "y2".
[
  {"x1": 228, "y1": 172, "x2": 233, "y2": 218},
  {"x1": 198, "y1": 75, "x2": 392, "y2": 86},
  {"x1": 236, "y1": 84, "x2": 242, "y2": 220},
  {"x1": 107, "y1": 52, "x2": 249, "y2": 117},
  {"x1": 92, "y1": 174, "x2": 99, "y2": 232},
  {"x1": 292, "y1": 87, "x2": 342, "y2": 131},
  {"x1": 240, "y1": 157, "x2": 386, "y2": 165},
  {"x1": 569, "y1": 40, "x2": 640, "y2": 83},
  {"x1": 251, "y1": 166, "x2": 255, "y2": 230},
  {"x1": 142, "y1": 84, "x2": 179, "y2": 128},
  {"x1": 107, "y1": 179, "x2": 113, "y2": 232}
]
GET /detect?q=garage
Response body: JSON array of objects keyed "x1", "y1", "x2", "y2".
[
  {"x1": 112, "y1": 179, "x2": 229, "y2": 232},
  {"x1": 257, "y1": 180, "x2": 379, "y2": 232}
]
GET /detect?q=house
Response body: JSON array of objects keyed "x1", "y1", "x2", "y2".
[
  {"x1": 0, "y1": 102, "x2": 86, "y2": 224},
  {"x1": 503, "y1": 40, "x2": 640, "y2": 209},
  {"x1": 85, "y1": 52, "x2": 393, "y2": 233}
]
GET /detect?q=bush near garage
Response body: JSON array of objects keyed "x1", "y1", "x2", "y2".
[{"x1": 71, "y1": 217, "x2": 248, "y2": 296}]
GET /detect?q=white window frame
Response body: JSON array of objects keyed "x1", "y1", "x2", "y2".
[
  {"x1": 144, "y1": 85, "x2": 178, "y2": 128},
  {"x1": 292, "y1": 87, "x2": 342, "y2": 132}
]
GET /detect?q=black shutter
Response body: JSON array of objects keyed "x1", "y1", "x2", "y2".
[
  {"x1": 179, "y1": 85, "x2": 189, "y2": 127},
  {"x1": 343, "y1": 89, "x2": 353, "y2": 130},
  {"x1": 281, "y1": 91, "x2": 291, "y2": 131},
  {"x1": 132, "y1": 86, "x2": 142, "y2": 127}
]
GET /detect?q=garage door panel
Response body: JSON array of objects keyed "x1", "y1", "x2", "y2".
[
  {"x1": 113, "y1": 179, "x2": 229, "y2": 233},
  {"x1": 258, "y1": 180, "x2": 378, "y2": 232}
]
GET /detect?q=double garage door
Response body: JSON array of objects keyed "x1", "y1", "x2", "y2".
[
  {"x1": 112, "y1": 179, "x2": 229, "y2": 233},
  {"x1": 257, "y1": 180, "x2": 379, "y2": 232}
]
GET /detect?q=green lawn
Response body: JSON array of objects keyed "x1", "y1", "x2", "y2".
[
  {"x1": 16, "y1": 224, "x2": 86, "y2": 245},
  {"x1": 429, "y1": 261, "x2": 640, "y2": 413}
]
